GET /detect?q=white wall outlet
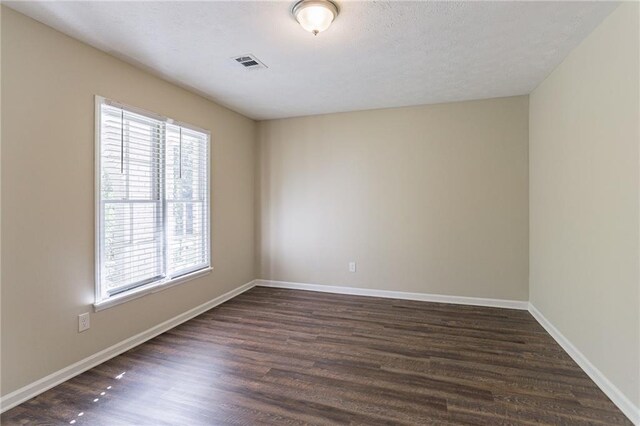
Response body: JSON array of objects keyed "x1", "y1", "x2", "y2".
[
  {"x1": 349, "y1": 261, "x2": 357, "y2": 273},
  {"x1": 78, "y1": 312, "x2": 90, "y2": 332}
]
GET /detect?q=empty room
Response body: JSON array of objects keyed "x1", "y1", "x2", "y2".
[{"x1": 1, "y1": 0, "x2": 638, "y2": 424}]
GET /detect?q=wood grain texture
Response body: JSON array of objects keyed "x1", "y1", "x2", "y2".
[{"x1": 1, "y1": 287, "x2": 632, "y2": 425}]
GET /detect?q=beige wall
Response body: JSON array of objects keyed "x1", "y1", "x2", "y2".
[
  {"x1": 0, "y1": 7, "x2": 256, "y2": 396},
  {"x1": 529, "y1": 2, "x2": 639, "y2": 409},
  {"x1": 0, "y1": 5, "x2": 3, "y2": 399},
  {"x1": 258, "y1": 96, "x2": 529, "y2": 301}
]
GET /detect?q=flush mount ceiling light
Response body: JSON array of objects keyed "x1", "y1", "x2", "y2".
[{"x1": 292, "y1": 0, "x2": 339, "y2": 36}]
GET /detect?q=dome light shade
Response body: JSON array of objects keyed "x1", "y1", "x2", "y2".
[{"x1": 292, "y1": 0, "x2": 339, "y2": 35}]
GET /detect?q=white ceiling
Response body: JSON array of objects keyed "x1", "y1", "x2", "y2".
[{"x1": 7, "y1": 1, "x2": 617, "y2": 120}]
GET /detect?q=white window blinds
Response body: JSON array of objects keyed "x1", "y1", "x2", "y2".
[
  {"x1": 97, "y1": 98, "x2": 210, "y2": 303},
  {"x1": 166, "y1": 124, "x2": 209, "y2": 277}
]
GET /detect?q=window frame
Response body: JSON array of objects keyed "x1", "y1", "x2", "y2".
[{"x1": 94, "y1": 96, "x2": 212, "y2": 311}]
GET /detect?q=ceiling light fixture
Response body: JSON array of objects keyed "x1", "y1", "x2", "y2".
[{"x1": 292, "y1": 0, "x2": 339, "y2": 36}]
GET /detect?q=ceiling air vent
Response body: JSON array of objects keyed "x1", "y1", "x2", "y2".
[{"x1": 232, "y1": 54, "x2": 267, "y2": 70}]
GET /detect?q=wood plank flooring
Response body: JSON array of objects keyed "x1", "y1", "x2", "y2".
[{"x1": 2, "y1": 287, "x2": 632, "y2": 425}]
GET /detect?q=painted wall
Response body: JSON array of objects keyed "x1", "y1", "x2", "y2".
[
  {"x1": 0, "y1": 7, "x2": 256, "y2": 396},
  {"x1": 258, "y1": 96, "x2": 529, "y2": 301},
  {"x1": 529, "y1": 2, "x2": 639, "y2": 410}
]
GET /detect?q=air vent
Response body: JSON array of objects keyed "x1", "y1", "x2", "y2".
[{"x1": 232, "y1": 54, "x2": 267, "y2": 70}]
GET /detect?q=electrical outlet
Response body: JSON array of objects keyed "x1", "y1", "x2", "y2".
[
  {"x1": 78, "y1": 312, "x2": 90, "y2": 332},
  {"x1": 349, "y1": 261, "x2": 357, "y2": 273}
]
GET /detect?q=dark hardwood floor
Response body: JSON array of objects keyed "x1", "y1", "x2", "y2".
[{"x1": 2, "y1": 287, "x2": 631, "y2": 425}]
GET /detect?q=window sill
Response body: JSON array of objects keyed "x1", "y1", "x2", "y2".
[{"x1": 93, "y1": 267, "x2": 212, "y2": 312}]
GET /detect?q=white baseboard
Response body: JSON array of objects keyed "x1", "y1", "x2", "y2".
[
  {"x1": 3, "y1": 279, "x2": 636, "y2": 425},
  {"x1": 255, "y1": 279, "x2": 529, "y2": 310},
  {"x1": 257, "y1": 280, "x2": 636, "y2": 424},
  {"x1": 528, "y1": 303, "x2": 639, "y2": 425},
  {"x1": 0, "y1": 280, "x2": 257, "y2": 414}
]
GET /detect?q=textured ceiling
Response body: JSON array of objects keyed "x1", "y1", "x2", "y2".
[{"x1": 7, "y1": 1, "x2": 617, "y2": 120}]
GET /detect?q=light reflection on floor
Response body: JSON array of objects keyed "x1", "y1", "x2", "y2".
[{"x1": 68, "y1": 371, "x2": 125, "y2": 424}]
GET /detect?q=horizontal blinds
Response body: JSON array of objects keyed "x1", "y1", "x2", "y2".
[
  {"x1": 98, "y1": 100, "x2": 209, "y2": 299},
  {"x1": 166, "y1": 124, "x2": 209, "y2": 277},
  {"x1": 100, "y1": 104, "x2": 165, "y2": 296}
]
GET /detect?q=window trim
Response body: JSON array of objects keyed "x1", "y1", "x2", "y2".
[{"x1": 94, "y1": 95, "x2": 212, "y2": 311}]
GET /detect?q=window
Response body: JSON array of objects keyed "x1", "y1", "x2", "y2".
[{"x1": 95, "y1": 97, "x2": 210, "y2": 309}]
